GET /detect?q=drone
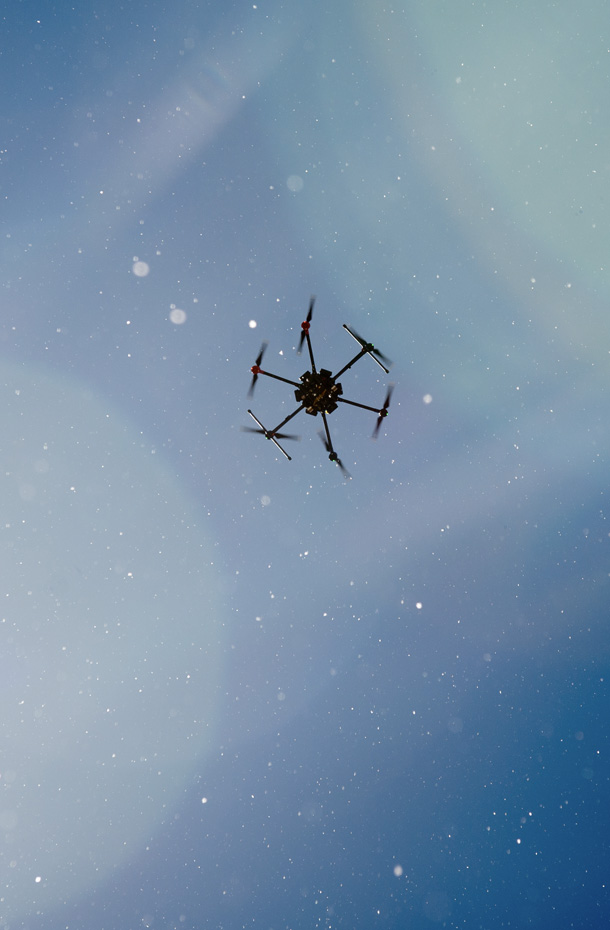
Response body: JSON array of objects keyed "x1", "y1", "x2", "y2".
[{"x1": 243, "y1": 297, "x2": 393, "y2": 476}]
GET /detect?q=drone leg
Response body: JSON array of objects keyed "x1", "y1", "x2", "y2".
[
  {"x1": 247, "y1": 409, "x2": 268, "y2": 432},
  {"x1": 267, "y1": 436, "x2": 292, "y2": 460}
]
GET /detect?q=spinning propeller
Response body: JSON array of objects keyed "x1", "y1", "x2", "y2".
[
  {"x1": 297, "y1": 296, "x2": 315, "y2": 355},
  {"x1": 243, "y1": 409, "x2": 298, "y2": 460},
  {"x1": 342, "y1": 324, "x2": 393, "y2": 373},
  {"x1": 318, "y1": 431, "x2": 351, "y2": 479},
  {"x1": 248, "y1": 341, "x2": 268, "y2": 397},
  {"x1": 373, "y1": 384, "x2": 394, "y2": 438},
  {"x1": 241, "y1": 426, "x2": 301, "y2": 441}
]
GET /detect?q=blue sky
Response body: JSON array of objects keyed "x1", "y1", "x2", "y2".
[{"x1": 1, "y1": 2, "x2": 609, "y2": 927}]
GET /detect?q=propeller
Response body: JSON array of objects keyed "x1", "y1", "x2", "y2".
[
  {"x1": 248, "y1": 341, "x2": 268, "y2": 396},
  {"x1": 297, "y1": 295, "x2": 316, "y2": 355},
  {"x1": 373, "y1": 383, "x2": 394, "y2": 438},
  {"x1": 241, "y1": 426, "x2": 301, "y2": 441},
  {"x1": 318, "y1": 431, "x2": 351, "y2": 479},
  {"x1": 346, "y1": 325, "x2": 392, "y2": 369}
]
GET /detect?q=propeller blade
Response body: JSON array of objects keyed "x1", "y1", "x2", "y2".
[
  {"x1": 373, "y1": 346, "x2": 392, "y2": 367},
  {"x1": 248, "y1": 341, "x2": 268, "y2": 396},
  {"x1": 318, "y1": 430, "x2": 351, "y2": 479},
  {"x1": 373, "y1": 383, "x2": 394, "y2": 438},
  {"x1": 241, "y1": 426, "x2": 301, "y2": 441},
  {"x1": 297, "y1": 295, "x2": 316, "y2": 355}
]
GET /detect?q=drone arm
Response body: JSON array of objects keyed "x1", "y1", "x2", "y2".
[
  {"x1": 319, "y1": 413, "x2": 351, "y2": 478},
  {"x1": 337, "y1": 396, "x2": 385, "y2": 414},
  {"x1": 333, "y1": 349, "x2": 368, "y2": 380},
  {"x1": 255, "y1": 370, "x2": 302, "y2": 389},
  {"x1": 320, "y1": 410, "x2": 334, "y2": 454},
  {"x1": 322, "y1": 411, "x2": 335, "y2": 452},
  {"x1": 270, "y1": 404, "x2": 306, "y2": 435},
  {"x1": 304, "y1": 332, "x2": 317, "y2": 373}
]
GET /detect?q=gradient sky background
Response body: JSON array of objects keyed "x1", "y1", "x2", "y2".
[{"x1": 2, "y1": 2, "x2": 609, "y2": 928}]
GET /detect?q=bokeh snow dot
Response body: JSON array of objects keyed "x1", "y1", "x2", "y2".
[
  {"x1": 169, "y1": 306, "x2": 187, "y2": 325},
  {"x1": 286, "y1": 174, "x2": 304, "y2": 192},
  {"x1": 132, "y1": 260, "x2": 150, "y2": 277}
]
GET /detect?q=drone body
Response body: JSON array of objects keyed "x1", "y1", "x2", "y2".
[{"x1": 244, "y1": 297, "x2": 393, "y2": 475}]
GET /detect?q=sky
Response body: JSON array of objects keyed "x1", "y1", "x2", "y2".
[{"x1": 1, "y1": 1, "x2": 609, "y2": 928}]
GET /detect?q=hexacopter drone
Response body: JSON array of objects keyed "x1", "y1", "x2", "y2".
[{"x1": 243, "y1": 297, "x2": 393, "y2": 476}]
